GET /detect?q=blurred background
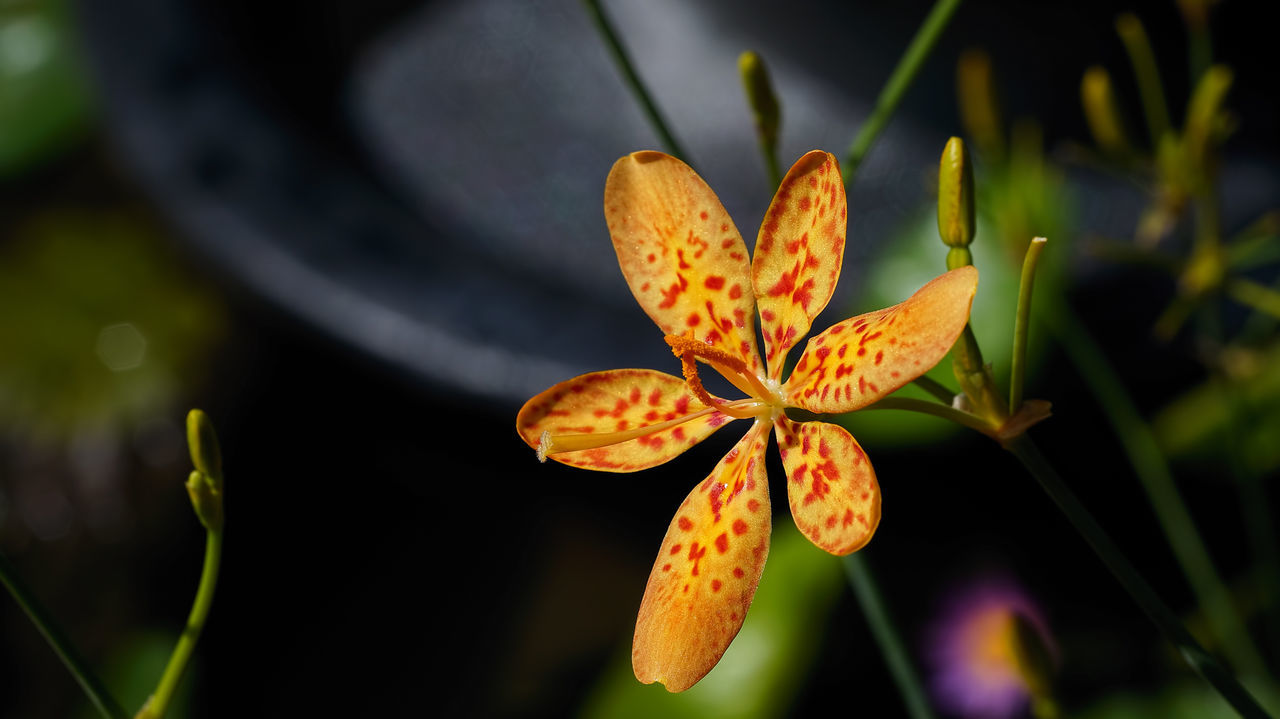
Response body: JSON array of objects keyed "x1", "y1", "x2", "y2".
[{"x1": 2, "y1": 0, "x2": 1277, "y2": 716}]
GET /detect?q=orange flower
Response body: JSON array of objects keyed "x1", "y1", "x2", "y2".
[{"x1": 516, "y1": 150, "x2": 978, "y2": 691}]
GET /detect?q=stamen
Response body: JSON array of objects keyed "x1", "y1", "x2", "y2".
[
  {"x1": 664, "y1": 333, "x2": 779, "y2": 403},
  {"x1": 541, "y1": 406, "x2": 721, "y2": 457}
]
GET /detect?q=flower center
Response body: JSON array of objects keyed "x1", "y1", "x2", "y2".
[{"x1": 664, "y1": 333, "x2": 782, "y2": 419}]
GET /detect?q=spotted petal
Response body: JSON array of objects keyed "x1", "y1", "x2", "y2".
[
  {"x1": 775, "y1": 417, "x2": 880, "y2": 555},
  {"x1": 784, "y1": 267, "x2": 978, "y2": 413},
  {"x1": 752, "y1": 151, "x2": 847, "y2": 380},
  {"x1": 633, "y1": 420, "x2": 772, "y2": 692},
  {"x1": 605, "y1": 151, "x2": 762, "y2": 372},
  {"x1": 516, "y1": 369, "x2": 733, "y2": 472}
]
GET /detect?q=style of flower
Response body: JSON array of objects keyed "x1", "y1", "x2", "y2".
[
  {"x1": 516, "y1": 150, "x2": 978, "y2": 692},
  {"x1": 926, "y1": 574, "x2": 1056, "y2": 719}
]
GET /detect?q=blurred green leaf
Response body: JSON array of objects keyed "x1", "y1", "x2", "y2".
[
  {"x1": 0, "y1": 0, "x2": 94, "y2": 177},
  {"x1": 78, "y1": 631, "x2": 193, "y2": 719},
  {"x1": 579, "y1": 521, "x2": 843, "y2": 719},
  {"x1": 0, "y1": 210, "x2": 225, "y2": 436},
  {"x1": 1075, "y1": 679, "x2": 1280, "y2": 719}
]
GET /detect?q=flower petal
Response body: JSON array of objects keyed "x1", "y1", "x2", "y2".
[
  {"x1": 774, "y1": 418, "x2": 880, "y2": 555},
  {"x1": 784, "y1": 267, "x2": 978, "y2": 413},
  {"x1": 752, "y1": 151, "x2": 847, "y2": 380},
  {"x1": 516, "y1": 369, "x2": 734, "y2": 472},
  {"x1": 633, "y1": 419, "x2": 772, "y2": 692},
  {"x1": 605, "y1": 151, "x2": 762, "y2": 372}
]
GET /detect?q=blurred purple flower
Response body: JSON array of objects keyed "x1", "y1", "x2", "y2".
[{"x1": 926, "y1": 574, "x2": 1056, "y2": 719}]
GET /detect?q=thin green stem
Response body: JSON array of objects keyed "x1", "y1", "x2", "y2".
[
  {"x1": 1005, "y1": 435, "x2": 1271, "y2": 718},
  {"x1": 0, "y1": 552, "x2": 127, "y2": 719},
  {"x1": 842, "y1": 554, "x2": 936, "y2": 719},
  {"x1": 867, "y1": 396, "x2": 992, "y2": 436},
  {"x1": 912, "y1": 375, "x2": 957, "y2": 403},
  {"x1": 759, "y1": 137, "x2": 782, "y2": 190},
  {"x1": 1010, "y1": 237, "x2": 1047, "y2": 411},
  {"x1": 844, "y1": 0, "x2": 963, "y2": 185},
  {"x1": 1046, "y1": 303, "x2": 1267, "y2": 679},
  {"x1": 580, "y1": 0, "x2": 691, "y2": 162},
  {"x1": 1226, "y1": 277, "x2": 1280, "y2": 320},
  {"x1": 136, "y1": 529, "x2": 224, "y2": 719}
]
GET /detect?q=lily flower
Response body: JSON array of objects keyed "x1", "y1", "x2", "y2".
[{"x1": 517, "y1": 150, "x2": 978, "y2": 691}]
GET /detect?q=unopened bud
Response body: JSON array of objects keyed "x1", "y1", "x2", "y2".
[
  {"x1": 937, "y1": 136, "x2": 976, "y2": 252},
  {"x1": 1081, "y1": 66, "x2": 1130, "y2": 156},
  {"x1": 1183, "y1": 64, "x2": 1233, "y2": 171},
  {"x1": 956, "y1": 49, "x2": 1003, "y2": 158},
  {"x1": 186, "y1": 470, "x2": 223, "y2": 531},
  {"x1": 186, "y1": 409, "x2": 222, "y2": 482},
  {"x1": 738, "y1": 51, "x2": 781, "y2": 150}
]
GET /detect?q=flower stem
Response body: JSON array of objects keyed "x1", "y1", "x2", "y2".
[
  {"x1": 0, "y1": 551, "x2": 128, "y2": 719},
  {"x1": 1046, "y1": 303, "x2": 1268, "y2": 679},
  {"x1": 1010, "y1": 237, "x2": 1047, "y2": 412},
  {"x1": 842, "y1": 553, "x2": 937, "y2": 719},
  {"x1": 1115, "y1": 13, "x2": 1172, "y2": 148},
  {"x1": 844, "y1": 0, "x2": 964, "y2": 184},
  {"x1": 867, "y1": 396, "x2": 992, "y2": 436},
  {"x1": 580, "y1": 0, "x2": 691, "y2": 163},
  {"x1": 136, "y1": 528, "x2": 224, "y2": 719},
  {"x1": 911, "y1": 376, "x2": 957, "y2": 404},
  {"x1": 1004, "y1": 435, "x2": 1273, "y2": 718}
]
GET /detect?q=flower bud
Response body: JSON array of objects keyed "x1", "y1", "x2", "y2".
[
  {"x1": 937, "y1": 136, "x2": 976, "y2": 252},
  {"x1": 186, "y1": 408, "x2": 222, "y2": 483},
  {"x1": 956, "y1": 49, "x2": 1003, "y2": 159},
  {"x1": 185, "y1": 470, "x2": 223, "y2": 531},
  {"x1": 1081, "y1": 66, "x2": 1130, "y2": 156},
  {"x1": 738, "y1": 51, "x2": 780, "y2": 150}
]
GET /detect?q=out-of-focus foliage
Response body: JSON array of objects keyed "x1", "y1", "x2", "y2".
[
  {"x1": 1076, "y1": 679, "x2": 1280, "y2": 719},
  {"x1": 78, "y1": 632, "x2": 193, "y2": 719},
  {"x1": 0, "y1": 0, "x2": 93, "y2": 177},
  {"x1": 580, "y1": 521, "x2": 843, "y2": 719},
  {"x1": 0, "y1": 210, "x2": 225, "y2": 437}
]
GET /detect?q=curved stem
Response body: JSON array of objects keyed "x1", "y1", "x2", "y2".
[
  {"x1": 844, "y1": 0, "x2": 964, "y2": 185},
  {"x1": 136, "y1": 529, "x2": 224, "y2": 719},
  {"x1": 843, "y1": 554, "x2": 936, "y2": 719},
  {"x1": 0, "y1": 552, "x2": 127, "y2": 719},
  {"x1": 1005, "y1": 435, "x2": 1271, "y2": 718},
  {"x1": 580, "y1": 0, "x2": 691, "y2": 163},
  {"x1": 912, "y1": 375, "x2": 957, "y2": 403},
  {"x1": 866, "y1": 396, "x2": 992, "y2": 436}
]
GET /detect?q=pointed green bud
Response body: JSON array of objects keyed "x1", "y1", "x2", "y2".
[
  {"x1": 956, "y1": 49, "x2": 1004, "y2": 159},
  {"x1": 185, "y1": 470, "x2": 223, "y2": 531},
  {"x1": 1183, "y1": 64, "x2": 1233, "y2": 171},
  {"x1": 937, "y1": 136, "x2": 976, "y2": 253},
  {"x1": 186, "y1": 409, "x2": 222, "y2": 483},
  {"x1": 738, "y1": 51, "x2": 780, "y2": 150},
  {"x1": 1081, "y1": 66, "x2": 1130, "y2": 156}
]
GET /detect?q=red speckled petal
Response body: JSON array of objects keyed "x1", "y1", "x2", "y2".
[
  {"x1": 752, "y1": 151, "x2": 847, "y2": 380},
  {"x1": 633, "y1": 420, "x2": 772, "y2": 692},
  {"x1": 605, "y1": 152, "x2": 762, "y2": 373},
  {"x1": 516, "y1": 369, "x2": 735, "y2": 472},
  {"x1": 783, "y1": 267, "x2": 978, "y2": 413},
  {"x1": 775, "y1": 418, "x2": 880, "y2": 555}
]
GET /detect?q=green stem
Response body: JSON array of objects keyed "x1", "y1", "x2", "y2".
[
  {"x1": 580, "y1": 0, "x2": 691, "y2": 162},
  {"x1": 1047, "y1": 303, "x2": 1267, "y2": 679},
  {"x1": 0, "y1": 552, "x2": 127, "y2": 719},
  {"x1": 843, "y1": 0, "x2": 964, "y2": 185},
  {"x1": 1005, "y1": 435, "x2": 1272, "y2": 718},
  {"x1": 759, "y1": 136, "x2": 782, "y2": 191},
  {"x1": 842, "y1": 554, "x2": 936, "y2": 719},
  {"x1": 867, "y1": 396, "x2": 991, "y2": 435},
  {"x1": 136, "y1": 529, "x2": 224, "y2": 719},
  {"x1": 1226, "y1": 277, "x2": 1280, "y2": 320},
  {"x1": 1010, "y1": 237, "x2": 1047, "y2": 411},
  {"x1": 912, "y1": 375, "x2": 957, "y2": 403}
]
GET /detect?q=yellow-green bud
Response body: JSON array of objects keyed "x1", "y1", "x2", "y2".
[
  {"x1": 937, "y1": 136, "x2": 976, "y2": 251},
  {"x1": 1080, "y1": 66, "x2": 1130, "y2": 156},
  {"x1": 185, "y1": 470, "x2": 223, "y2": 531},
  {"x1": 738, "y1": 51, "x2": 780, "y2": 149},
  {"x1": 186, "y1": 408, "x2": 222, "y2": 482},
  {"x1": 1183, "y1": 64, "x2": 1233, "y2": 171},
  {"x1": 956, "y1": 49, "x2": 1003, "y2": 159}
]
